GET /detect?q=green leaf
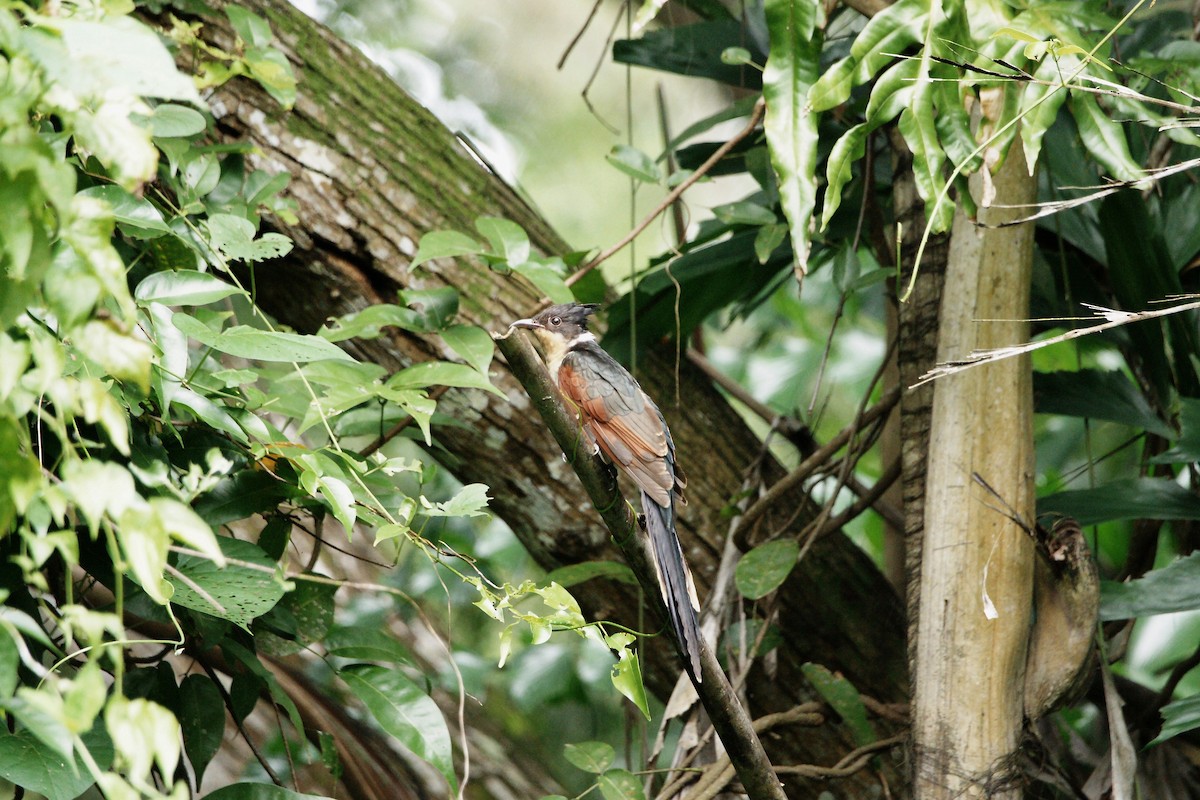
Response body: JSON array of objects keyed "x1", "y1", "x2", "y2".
[
  {"x1": 475, "y1": 217, "x2": 530, "y2": 264},
  {"x1": 606, "y1": 145, "x2": 662, "y2": 184},
  {"x1": 597, "y1": 768, "x2": 647, "y2": 800},
  {"x1": 340, "y1": 665, "x2": 457, "y2": 794},
  {"x1": 511, "y1": 260, "x2": 574, "y2": 304},
  {"x1": 898, "y1": 69, "x2": 953, "y2": 234},
  {"x1": 225, "y1": 6, "x2": 273, "y2": 48},
  {"x1": 398, "y1": 287, "x2": 459, "y2": 330},
  {"x1": 1039, "y1": 479, "x2": 1200, "y2": 527},
  {"x1": 563, "y1": 741, "x2": 615, "y2": 773},
  {"x1": 173, "y1": 313, "x2": 354, "y2": 363},
  {"x1": 206, "y1": 214, "x2": 293, "y2": 262},
  {"x1": 149, "y1": 103, "x2": 207, "y2": 138},
  {"x1": 613, "y1": 19, "x2": 762, "y2": 87},
  {"x1": 316, "y1": 474, "x2": 357, "y2": 533},
  {"x1": 753, "y1": 222, "x2": 788, "y2": 264},
  {"x1": 1069, "y1": 92, "x2": 1143, "y2": 183},
  {"x1": 258, "y1": 579, "x2": 337, "y2": 656},
  {"x1": 1153, "y1": 397, "x2": 1200, "y2": 463},
  {"x1": 245, "y1": 47, "x2": 297, "y2": 108},
  {"x1": 1150, "y1": 693, "x2": 1200, "y2": 747},
  {"x1": 44, "y1": 16, "x2": 203, "y2": 104},
  {"x1": 178, "y1": 675, "x2": 224, "y2": 784},
  {"x1": 205, "y1": 784, "x2": 331, "y2": 800},
  {"x1": 763, "y1": 0, "x2": 821, "y2": 278},
  {"x1": 387, "y1": 361, "x2": 503, "y2": 397},
  {"x1": 801, "y1": 663, "x2": 876, "y2": 747},
  {"x1": 1100, "y1": 552, "x2": 1200, "y2": 621},
  {"x1": 441, "y1": 324, "x2": 494, "y2": 373},
  {"x1": 735, "y1": 539, "x2": 799, "y2": 599},
  {"x1": 421, "y1": 483, "x2": 491, "y2": 518},
  {"x1": 411, "y1": 230, "x2": 485, "y2": 269},
  {"x1": 135, "y1": 270, "x2": 242, "y2": 307},
  {"x1": 712, "y1": 201, "x2": 777, "y2": 226},
  {"x1": 1018, "y1": 59, "x2": 1070, "y2": 175},
  {"x1": 0, "y1": 725, "x2": 112, "y2": 800},
  {"x1": 610, "y1": 649, "x2": 651, "y2": 721},
  {"x1": 324, "y1": 625, "x2": 412, "y2": 663},
  {"x1": 168, "y1": 537, "x2": 285, "y2": 627},
  {"x1": 1033, "y1": 370, "x2": 1172, "y2": 438},
  {"x1": 808, "y1": 0, "x2": 926, "y2": 112},
  {"x1": 822, "y1": 125, "x2": 868, "y2": 231},
  {"x1": 318, "y1": 304, "x2": 425, "y2": 342},
  {"x1": 77, "y1": 185, "x2": 169, "y2": 239},
  {"x1": 545, "y1": 560, "x2": 637, "y2": 588},
  {"x1": 117, "y1": 505, "x2": 173, "y2": 604},
  {"x1": 721, "y1": 46, "x2": 755, "y2": 65}
]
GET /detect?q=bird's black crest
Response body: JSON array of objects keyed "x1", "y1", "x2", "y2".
[{"x1": 535, "y1": 302, "x2": 600, "y2": 329}]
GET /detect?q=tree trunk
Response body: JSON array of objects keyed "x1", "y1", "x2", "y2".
[
  {"x1": 909, "y1": 142, "x2": 1038, "y2": 798},
  {"x1": 178, "y1": 0, "x2": 909, "y2": 794}
]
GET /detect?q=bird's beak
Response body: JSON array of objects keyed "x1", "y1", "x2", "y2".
[{"x1": 509, "y1": 318, "x2": 542, "y2": 330}]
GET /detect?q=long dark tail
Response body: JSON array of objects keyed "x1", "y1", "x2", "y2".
[{"x1": 641, "y1": 491, "x2": 703, "y2": 683}]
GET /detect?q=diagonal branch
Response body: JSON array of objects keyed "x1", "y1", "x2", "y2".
[{"x1": 494, "y1": 328, "x2": 786, "y2": 800}]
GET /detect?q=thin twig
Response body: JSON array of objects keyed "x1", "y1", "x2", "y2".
[
  {"x1": 565, "y1": 99, "x2": 767, "y2": 287},
  {"x1": 734, "y1": 385, "x2": 901, "y2": 542},
  {"x1": 775, "y1": 734, "x2": 907, "y2": 778}
]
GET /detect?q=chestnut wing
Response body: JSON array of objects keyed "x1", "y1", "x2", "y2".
[{"x1": 559, "y1": 349, "x2": 674, "y2": 505}]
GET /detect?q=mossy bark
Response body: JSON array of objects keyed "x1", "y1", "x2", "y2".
[{"x1": 180, "y1": 1, "x2": 909, "y2": 795}]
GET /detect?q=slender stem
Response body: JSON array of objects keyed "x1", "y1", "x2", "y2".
[{"x1": 565, "y1": 99, "x2": 767, "y2": 288}]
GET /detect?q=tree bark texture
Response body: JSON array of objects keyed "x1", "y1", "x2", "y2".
[
  {"x1": 909, "y1": 142, "x2": 1038, "y2": 798},
  {"x1": 178, "y1": 1, "x2": 909, "y2": 795}
]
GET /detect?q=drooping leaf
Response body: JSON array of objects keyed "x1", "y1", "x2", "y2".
[
  {"x1": 340, "y1": 664, "x2": 457, "y2": 794},
  {"x1": 1039, "y1": 479, "x2": 1200, "y2": 527},
  {"x1": 1150, "y1": 693, "x2": 1200, "y2": 747},
  {"x1": 801, "y1": 663, "x2": 876, "y2": 747},
  {"x1": 1100, "y1": 552, "x2": 1200, "y2": 621},
  {"x1": 808, "y1": 0, "x2": 927, "y2": 112},
  {"x1": 610, "y1": 649, "x2": 651, "y2": 720},
  {"x1": 1033, "y1": 370, "x2": 1172, "y2": 438},
  {"x1": 1155, "y1": 398, "x2": 1200, "y2": 464},
  {"x1": 897, "y1": 60, "x2": 953, "y2": 234},
  {"x1": 178, "y1": 675, "x2": 224, "y2": 784},
  {"x1": 1069, "y1": 91, "x2": 1143, "y2": 183},
  {"x1": 762, "y1": 0, "x2": 821, "y2": 280},
  {"x1": 613, "y1": 19, "x2": 765, "y2": 88}
]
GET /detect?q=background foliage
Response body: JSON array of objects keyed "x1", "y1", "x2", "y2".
[{"x1": 3, "y1": 0, "x2": 1200, "y2": 798}]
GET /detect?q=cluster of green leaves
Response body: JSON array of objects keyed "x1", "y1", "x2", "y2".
[
  {"x1": 613, "y1": 0, "x2": 1200, "y2": 758},
  {"x1": 0, "y1": 3, "x2": 606, "y2": 798}
]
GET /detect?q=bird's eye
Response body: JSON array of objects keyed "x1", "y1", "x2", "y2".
[{"x1": 550, "y1": 316, "x2": 562, "y2": 326}]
